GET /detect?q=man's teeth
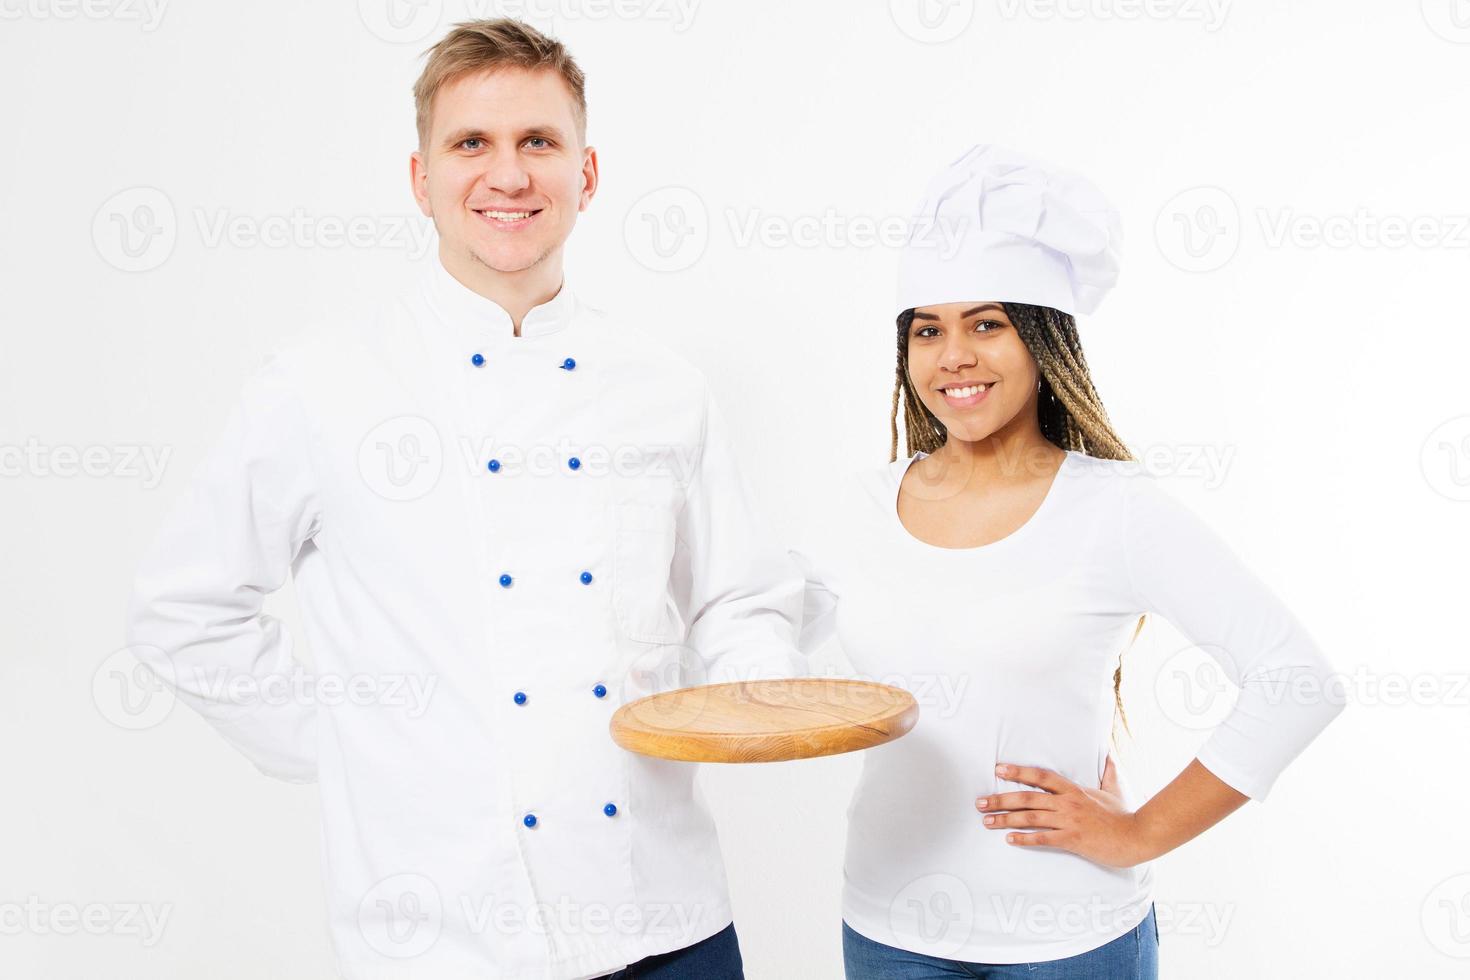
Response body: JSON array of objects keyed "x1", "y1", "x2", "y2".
[
  {"x1": 480, "y1": 210, "x2": 534, "y2": 221},
  {"x1": 942, "y1": 384, "x2": 989, "y2": 397}
]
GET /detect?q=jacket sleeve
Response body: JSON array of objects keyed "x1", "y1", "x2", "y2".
[
  {"x1": 1122, "y1": 473, "x2": 1345, "y2": 801},
  {"x1": 788, "y1": 524, "x2": 839, "y2": 658},
  {"x1": 670, "y1": 382, "x2": 806, "y2": 685},
  {"x1": 124, "y1": 351, "x2": 322, "y2": 783}
]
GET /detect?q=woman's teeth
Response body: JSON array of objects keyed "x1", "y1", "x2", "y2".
[{"x1": 943, "y1": 384, "x2": 989, "y2": 397}]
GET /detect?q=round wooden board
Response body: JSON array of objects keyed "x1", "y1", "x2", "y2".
[{"x1": 609, "y1": 679, "x2": 919, "y2": 763}]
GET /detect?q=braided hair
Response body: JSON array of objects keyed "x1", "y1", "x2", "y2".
[{"x1": 888, "y1": 301, "x2": 1143, "y2": 742}]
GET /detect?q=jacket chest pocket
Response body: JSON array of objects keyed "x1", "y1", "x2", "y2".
[{"x1": 611, "y1": 500, "x2": 681, "y2": 644}]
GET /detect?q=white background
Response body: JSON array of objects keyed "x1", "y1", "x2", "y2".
[{"x1": 3, "y1": 0, "x2": 1467, "y2": 977}]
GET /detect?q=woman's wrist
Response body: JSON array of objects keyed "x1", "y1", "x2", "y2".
[
  {"x1": 1127, "y1": 760, "x2": 1252, "y2": 866},
  {"x1": 1128, "y1": 807, "x2": 1173, "y2": 865}
]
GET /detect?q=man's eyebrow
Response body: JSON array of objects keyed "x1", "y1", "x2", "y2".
[
  {"x1": 439, "y1": 125, "x2": 569, "y2": 149},
  {"x1": 440, "y1": 127, "x2": 483, "y2": 149},
  {"x1": 910, "y1": 304, "x2": 1005, "y2": 322}
]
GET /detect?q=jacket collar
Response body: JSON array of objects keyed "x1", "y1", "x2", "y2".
[{"x1": 422, "y1": 255, "x2": 577, "y2": 342}]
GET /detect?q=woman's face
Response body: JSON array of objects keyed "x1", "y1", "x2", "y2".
[{"x1": 906, "y1": 301, "x2": 1041, "y2": 445}]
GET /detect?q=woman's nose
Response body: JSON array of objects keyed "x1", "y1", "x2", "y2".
[{"x1": 938, "y1": 338, "x2": 977, "y2": 371}]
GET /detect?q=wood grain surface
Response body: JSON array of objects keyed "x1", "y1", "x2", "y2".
[{"x1": 609, "y1": 678, "x2": 919, "y2": 763}]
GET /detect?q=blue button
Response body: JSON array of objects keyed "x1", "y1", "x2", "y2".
[
  {"x1": 593, "y1": 683, "x2": 607, "y2": 699},
  {"x1": 471, "y1": 353, "x2": 485, "y2": 367},
  {"x1": 513, "y1": 691, "x2": 527, "y2": 705},
  {"x1": 568, "y1": 457, "x2": 581, "y2": 471},
  {"x1": 487, "y1": 459, "x2": 501, "y2": 473},
  {"x1": 580, "y1": 571, "x2": 593, "y2": 585},
  {"x1": 499, "y1": 573, "x2": 513, "y2": 588},
  {"x1": 603, "y1": 803, "x2": 618, "y2": 817},
  {"x1": 561, "y1": 357, "x2": 576, "y2": 371},
  {"x1": 523, "y1": 813, "x2": 538, "y2": 829}
]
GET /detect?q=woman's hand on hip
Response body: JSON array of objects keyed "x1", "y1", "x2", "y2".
[{"x1": 976, "y1": 758, "x2": 1156, "y2": 868}]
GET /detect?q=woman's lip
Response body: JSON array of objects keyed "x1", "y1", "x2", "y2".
[
  {"x1": 938, "y1": 382, "x2": 995, "y2": 408},
  {"x1": 474, "y1": 208, "x2": 542, "y2": 231}
]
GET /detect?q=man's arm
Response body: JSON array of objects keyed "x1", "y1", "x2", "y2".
[
  {"x1": 670, "y1": 380, "x2": 805, "y2": 686},
  {"x1": 124, "y1": 351, "x2": 322, "y2": 783}
]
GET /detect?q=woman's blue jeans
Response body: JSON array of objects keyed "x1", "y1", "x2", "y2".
[{"x1": 843, "y1": 905, "x2": 1158, "y2": 979}]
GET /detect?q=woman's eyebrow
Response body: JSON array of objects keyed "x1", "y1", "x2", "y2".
[{"x1": 912, "y1": 303, "x2": 1005, "y2": 322}]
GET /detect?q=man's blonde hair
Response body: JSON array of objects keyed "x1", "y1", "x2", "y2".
[{"x1": 412, "y1": 18, "x2": 588, "y2": 150}]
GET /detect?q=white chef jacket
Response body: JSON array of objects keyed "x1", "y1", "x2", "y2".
[
  {"x1": 125, "y1": 257, "x2": 805, "y2": 980},
  {"x1": 790, "y1": 449, "x2": 1344, "y2": 963}
]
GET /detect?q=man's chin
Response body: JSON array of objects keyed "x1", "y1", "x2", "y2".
[{"x1": 467, "y1": 244, "x2": 549, "y2": 276}]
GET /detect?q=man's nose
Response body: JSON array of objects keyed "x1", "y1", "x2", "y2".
[{"x1": 479, "y1": 148, "x2": 531, "y2": 196}]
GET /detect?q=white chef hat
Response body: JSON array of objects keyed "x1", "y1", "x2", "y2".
[{"x1": 896, "y1": 144, "x2": 1123, "y2": 319}]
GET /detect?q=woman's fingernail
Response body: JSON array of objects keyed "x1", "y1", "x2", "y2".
[
  {"x1": 995, "y1": 765, "x2": 1008, "y2": 776},
  {"x1": 984, "y1": 816, "x2": 994, "y2": 825},
  {"x1": 977, "y1": 799, "x2": 988, "y2": 809}
]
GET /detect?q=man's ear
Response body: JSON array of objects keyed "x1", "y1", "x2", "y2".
[
  {"x1": 409, "y1": 151, "x2": 432, "y2": 218},
  {"x1": 579, "y1": 145, "x2": 599, "y2": 213}
]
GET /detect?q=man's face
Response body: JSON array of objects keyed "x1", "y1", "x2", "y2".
[{"x1": 411, "y1": 67, "x2": 596, "y2": 276}]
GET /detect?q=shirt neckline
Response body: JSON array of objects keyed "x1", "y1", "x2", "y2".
[
  {"x1": 422, "y1": 255, "x2": 578, "y2": 342},
  {"x1": 889, "y1": 448, "x2": 1078, "y2": 554}
]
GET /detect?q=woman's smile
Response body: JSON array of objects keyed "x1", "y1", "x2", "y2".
[{"x1": 937, "y1": 380, "x2": 996, "y2": 408}]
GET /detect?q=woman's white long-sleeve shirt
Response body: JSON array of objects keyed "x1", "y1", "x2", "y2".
[
  {"x1": 124, "y1": 258, "x2": 804, "y2": 980},
  {"x1": 790, "y1": 449, "x2": 1343, "y2": 963}
]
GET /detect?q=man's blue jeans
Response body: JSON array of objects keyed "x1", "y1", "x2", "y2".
[{"x1": 599, "y1": 922, "x2": 744, "y2": 978}]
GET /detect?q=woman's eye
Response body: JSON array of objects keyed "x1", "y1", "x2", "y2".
[
  {"x1": 915, "y1": 326, "x2": 938, "y2": 338},
  {"x1": 973, "y1": 319, "x2": 1003, "y2": 333}
]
